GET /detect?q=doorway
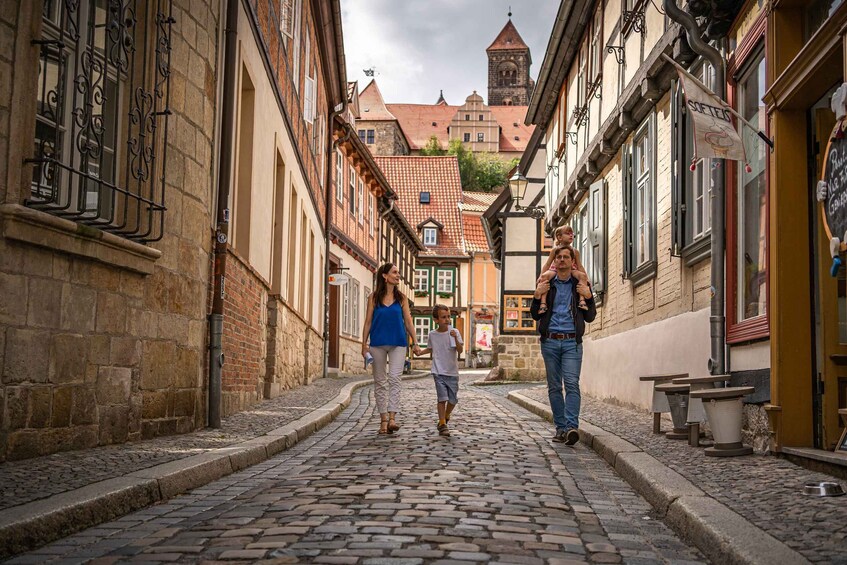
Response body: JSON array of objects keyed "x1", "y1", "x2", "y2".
[
  {"x1": 328, "y1": 257, "x2": 340, "y2": 369},
  {"x1": 810, "y1": 84, "x2": 845, "y2": 449}
]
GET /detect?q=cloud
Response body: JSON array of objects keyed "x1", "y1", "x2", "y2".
[{"x1": 340, "y1": 0, "x2": 559, "y2": 105}]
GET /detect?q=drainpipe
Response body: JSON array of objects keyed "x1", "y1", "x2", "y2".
[
  {"x1": 468, "y1": 250, "x2": 476, "y2": 368},
  {"x1": 209, "y1": 0, "x2": 239, "y2": 428},
  {"x1": 663, "y1": 0, "x2": 727, "y2": 377},
  {"x1": 322, "y1": 118, "x2": 351, "y2": 378}
]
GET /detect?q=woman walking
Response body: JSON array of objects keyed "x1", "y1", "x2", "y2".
[{"x1": 362, "y1": 263, "x2": 420, "y2": 435}]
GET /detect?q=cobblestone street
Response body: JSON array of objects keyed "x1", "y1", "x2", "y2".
[{"x1": 6, "y1": 375, "x2": 705, "y2": 564}]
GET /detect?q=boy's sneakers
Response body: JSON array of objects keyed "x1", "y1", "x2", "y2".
[
  {"x1": 437, "y1": 424, "x2": 451, "y2": 437},
  {"x1": 552, "y1": 429, "x2": 567, "y2": 443}
]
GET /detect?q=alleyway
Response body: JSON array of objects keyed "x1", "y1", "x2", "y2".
[{"x1": 6, "y1": 374, "x2": 705, "y2": 564}]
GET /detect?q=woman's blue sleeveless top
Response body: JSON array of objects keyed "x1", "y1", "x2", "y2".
[{"x1": 370, "y1": 300, "x2": 407, "y2": 347}]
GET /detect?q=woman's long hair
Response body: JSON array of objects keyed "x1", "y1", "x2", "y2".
[{"x1": 373, "y1": 263, "x2": 405, "y2": 308}]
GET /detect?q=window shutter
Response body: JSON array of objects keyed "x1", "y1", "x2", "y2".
[
  {"x1": 622, "y1": 147, "x2": 633, "y2": 277},
  {"x1": 670, "y1": 80, "x2": 683, "y2": 257},
  {"x1": 589, "y1": 179, "x2": 606, "y2": 294}
]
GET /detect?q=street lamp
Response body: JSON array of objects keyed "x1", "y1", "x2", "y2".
[{"x1": 509, "y1": 168, "x2": 545, "y2": 220}]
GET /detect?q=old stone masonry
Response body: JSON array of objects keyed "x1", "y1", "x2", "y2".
[{"x1": 6, "y1": 376, "x2": 704, "y2": 564}]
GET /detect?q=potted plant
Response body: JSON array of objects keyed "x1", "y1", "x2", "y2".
[
  {"x1": 437, "y1": 291, "x2": 453, "y2": 299},
  {"x1": 414, "y1": 290, "x2": 428, "y2": 297}
]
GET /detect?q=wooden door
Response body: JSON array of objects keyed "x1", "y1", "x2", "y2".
[
  {"x1": 328, "y1": 259, "x2": 340, "y2": 369},
  {"x1": 813, "y1": 105, "x2": 846, "y2": 449}
]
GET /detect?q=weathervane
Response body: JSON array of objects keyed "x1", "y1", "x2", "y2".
[
  {"x1": 508, "y1": 6, "x2": 512, "y2": 18},
  {"x1": 363, "y1": 67, "x2": 377, "y2": 77}
]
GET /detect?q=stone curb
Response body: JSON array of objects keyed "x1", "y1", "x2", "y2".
[
  {"x1": 506, "y1": 390, "x2": 809, "y2": 565},
  {"x1": 0, "y1": 372, "x2": 429, "y2": 558}
]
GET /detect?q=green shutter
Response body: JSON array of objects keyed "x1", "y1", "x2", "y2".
[{"x1": 588, "y1": 179, "x2": 606, "y2": 294}]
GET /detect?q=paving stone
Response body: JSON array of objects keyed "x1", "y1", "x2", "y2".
[{"x1": 7, "y1": 375, "x2": 705, "y2": 563}]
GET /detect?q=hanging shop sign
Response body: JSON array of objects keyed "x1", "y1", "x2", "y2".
[{"x1": 328, "y1": 273, "x2": 350, "y2": 286}]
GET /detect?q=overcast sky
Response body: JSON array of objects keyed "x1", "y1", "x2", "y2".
[{"x1": 340, "y1": 0, "x2": 560, "y2": 106}]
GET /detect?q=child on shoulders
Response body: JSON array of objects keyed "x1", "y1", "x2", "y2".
[{"x1": 537, "y1": 225, "x2": 590, "y2": 313}]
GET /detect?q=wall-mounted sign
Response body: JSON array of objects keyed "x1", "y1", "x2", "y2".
[
  {"x1": 328, "y1": 273, "x2": 350, "y2": 286},
  {"x1": 475, "y1": 323, "x2": 493, "y2": 350},
  {"x1": 822, "y1": 122, "x2": 847, "y2": 252}
]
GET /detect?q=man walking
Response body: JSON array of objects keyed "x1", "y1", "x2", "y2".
[{"x1": 531, "y1": 245, "x2": 596, "y2": 445}]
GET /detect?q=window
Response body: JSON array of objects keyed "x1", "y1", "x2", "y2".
[
  {"x1": 341, "y1": 279, "x2": 350, "y2": 334},
  {"x1": 671, "y1": 62, "x2": 715, "y2": 262},
  {"x1": 589, "y1": 7, "x2": 603, "y2": 85},
  {"x1": 414, "y1": 317, "x2": 431, "y2": 347},
  {"x1": 423, "y1": 227, "x2": 437, "y2": 246},
  {"x1": 465, "y1": 114, "x2": 470, "y2": 121},
  {"x1": 30, "y1": 0, "x2": 172, "y2": 242},
  {"x1": 368, "y1": 192, "x2": 374, "y2": 237},
  {"x1": 349, "y1": 167, "x2": 356, "y2": 215},
  {"x1": 366, "y1": 129, "x2": 375, "y2": 144},
  {"x1": 479, "y1": 114, "x2": 484, "y2": 121},
  {"x1": 358, "y1": 179, "x2": 364, "y2": 224},
  {"x1": 463, "y1": 133, "x2": 471, "y2": 143},
  {"x1": 734, "y1": 50, "x2": 767, "y2": 324},
  {"x1": 358, "y1": 129, "x2": 366, "y2": 142},
  {"x1": 574, "y1": 203, "x2": 591, "y2": 277},
  {"x1": 351, "y1": 279, "x2": 360, "y2": 337},
  {"x1": 304, "y1": 76, "x2": 315, "y2": 123},
  {"x1": 623, "y1": 114, "x2": 657, "y2": 283},
  {"x1": 289, "y1": 0, "x2": 302, "y2": 89},
  {"x1": 437, "y1": 269, "x2": 454, "y2": 294},
  {"x1": 280, "y1": 0, "x2": 295, "y2": 37},
  {"x1": 420, "y1": 191, "x2": 431, "y2": 204},
  {"x1": 577, "y1": 44, "x2": 586, "y2": 110},
  {"x1": 477, "y1": 133, "x2": 484, "y2": 142},
  {"x1": 336, "y1": 149, "x2": 344, "y2": 202},
  {"x1": 414, "y1": 268, "x2": 430, "y2": 293},
  {"x1": 504, "y1": 295, "x2": 536, "y2": 331}
]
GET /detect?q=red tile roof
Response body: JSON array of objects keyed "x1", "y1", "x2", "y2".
[
  {"x1": 462, "y1": 213, "x2": 491, "y2": 253},
  {"x1": 487, "y1": 20, "x2": 529, "y2": 51},
  {"x1": 374, "y1": 156, "x2": 467, "y2": 258},
  {"x1": 462, "y1": 191, "x2": 500, "y2": 213},
  {"x1": 358, "y1": 80, "x2": 396, "y2": 120},
  {"x1": 385, "y1": 103, "x2": 456, "y2": 150},
  {"x1": 490, "y1": 106, "x2": 533, "y2": 153}
]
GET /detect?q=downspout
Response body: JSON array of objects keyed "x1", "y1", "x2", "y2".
[
  {"x1": 322, "y1": 118, "x2": 351, "y2": 378},
  {"x1": 468, "y1": 250, "x2": 476, "y2": 368},
  {"x1": 663, "y1": 0, "x2": 727, "y2": 377},
  {"x1": 209, "y1": 0, "x2": 239, "y2": 428}
]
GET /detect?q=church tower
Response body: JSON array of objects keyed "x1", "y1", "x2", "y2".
[{"x1": 486, "y1": 15, "x2": 533, "y2": 106}]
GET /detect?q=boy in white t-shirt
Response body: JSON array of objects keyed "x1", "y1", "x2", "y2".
[{"x1": 415, "y1": 304, "x2": 464, "y2": 436}]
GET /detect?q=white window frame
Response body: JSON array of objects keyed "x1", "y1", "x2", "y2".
[
  {"x1": 349, "y1": 166, "x2": 356, "y2": 215},
  {"x1": 575, "y1": 202, "x2": 590, "y2": 276},
  {"x1": 423, "y1": 227, "x2": 437, "y2": 246},
  {"x1": 414, "y1": 268, "x2": 429, "y2": 292},
  {"x1": 351, "y1": 279, "x2": 360, "y2": 337},
  {"x1": 291, "y1": 0, "x2": 301, "y2": 90},
  {"x1": 368, "y1": 192, "x2": 374, "y2": 236},
  {"x1": 477, "y1": 132, "x2": 484, "y2": 142},
  {"x1": 336, "y1": 149, "x2": 344, "y2": 202},
  {"x1": 358, "y1": 179, "x2": 364, "y2": 224},
  {"x1": 341, "y1": 280, "x2": 350, "y2": 335},
  {"x1": 633, "y1": 119, "x2": 654, "y2": 269},
  {"x1": 437, "y1": 269, "x2": 454, "y2": 294},
  {"x1": 414, "y1": 317, "x2": 431, "y2": 347},
  {"x1": 280, "y1": 0, "x2": 294, "y2": 38}
]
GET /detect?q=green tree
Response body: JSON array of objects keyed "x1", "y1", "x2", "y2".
[
  {"x1": 421, "y1": 136, "x2": 518, "y2": 192},
  {"x1": 420, "y1": 135, "x2": 446, "y2": 156}
]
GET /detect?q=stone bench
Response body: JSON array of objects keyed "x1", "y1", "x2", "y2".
[
  {"x1": 690, "y1": 386, "x2": 755, "y2": 457},
  {"x1": 639, "y1": 373, "x2": 689, "y2": 434},
  {"x1": 672, "y1": 374, "x2": 729, "y2": 447}
]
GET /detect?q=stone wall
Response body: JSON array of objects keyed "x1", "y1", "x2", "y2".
[
  {"x1": 743, "y1": 404, "x2": 771, "y2": 454},
  {"x1": 221, "y1": 250, "x2": 267, "y2": 416},
  {"x1": 0, "y1": 1, "x2": 219, "y2": 461},
  {"x1": 357, "y1": 121, "x2": 409, "y2": 156},
  {"x1": 266, "y1": 297, "x2": 323, "y2": 397},
  {"x1": 340, "y1": 336, "x2": 367, "y2": 374},
  {"x1": 494, "y1": 335, "x2": 544, "y2": 381}
]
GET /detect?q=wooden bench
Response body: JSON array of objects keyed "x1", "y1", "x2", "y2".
[{"x1": 639, "y1": 373, "x2": 689, "y2": 434}]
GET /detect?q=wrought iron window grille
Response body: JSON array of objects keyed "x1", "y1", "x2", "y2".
[
  {"x1": 587, "y1": 76, "x2": 603, "y2": 99},
  {"x1": 573, "y1": 105, "x2": 590, "y2": 128},
  {"x1": 28, "y1": 0, "x2": 174, "y2": 243},
  {"x1": 563, "y1": 131, "x2": 578, "y2": 146}
]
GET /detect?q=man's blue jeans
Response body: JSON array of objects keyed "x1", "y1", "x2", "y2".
[{"x1": 540, "y1": 338, "x2": 583, "y2": 432}]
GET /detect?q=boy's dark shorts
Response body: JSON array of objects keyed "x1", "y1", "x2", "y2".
[{"x1": 432, "y1": 374, "x2": 459, "y2": 405}]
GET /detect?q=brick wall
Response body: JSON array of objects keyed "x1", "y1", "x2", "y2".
[
  {"x1": 220, "y1": 250, "x2": 267, "y2": 416},
  {"x1": 0, "y1": 0, "x2": 218, "y2": 461}
]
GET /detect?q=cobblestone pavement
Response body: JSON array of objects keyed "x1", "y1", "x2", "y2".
[
  {"x1": 0, "y1": 375, "x2": 367, "y2": 512},
  {"x1": 6, "y1": 375, "x2": 706, "y2": 564},
  {"x1": 515, "y1": 386, "x2": 847, "y2": 564}
]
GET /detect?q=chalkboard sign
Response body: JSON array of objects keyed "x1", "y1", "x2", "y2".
[
  {"x1": 838, "y1": 410, "x2": 847, "y2": 452},
  {"x1": 823, "y1": 122, "x2": 847, "y2": 248}
]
